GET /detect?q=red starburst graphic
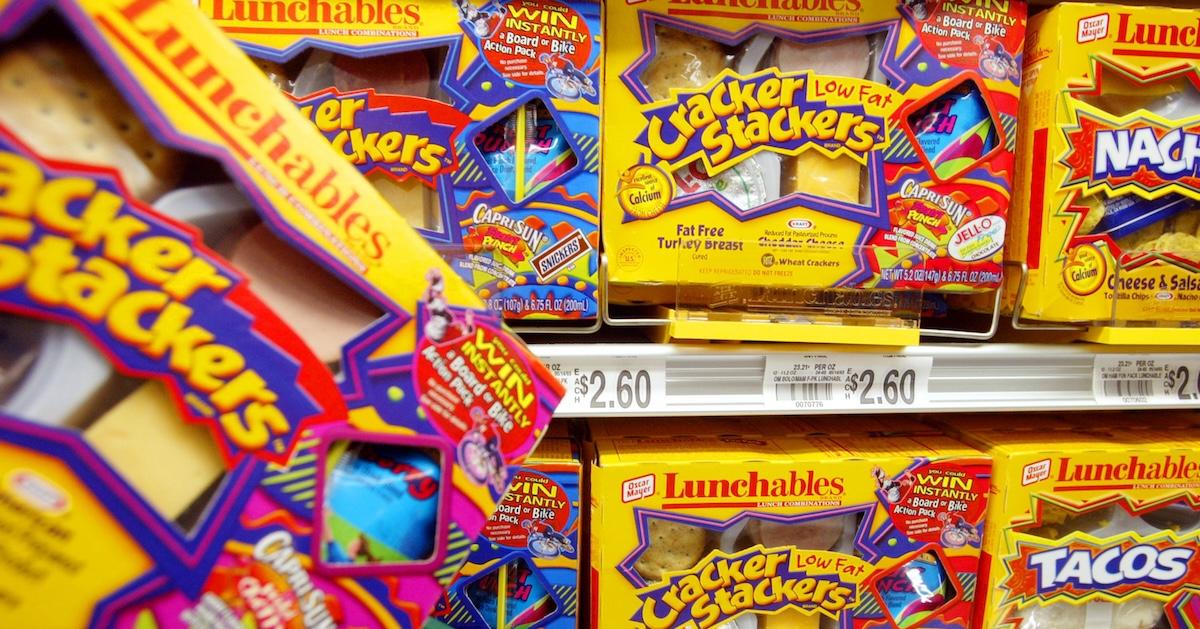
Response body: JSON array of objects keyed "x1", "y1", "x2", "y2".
[
  {"x1": 1061, "y1": 109, "x2": 1200, "y2": 195},
  {"x1": 1002, "y1": 535, "x2": 1200, "y2": 605}
]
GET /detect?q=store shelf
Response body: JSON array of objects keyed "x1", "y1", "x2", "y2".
[{"x1": 531, "y1": 340, "x2": 1200, "y2": 417}]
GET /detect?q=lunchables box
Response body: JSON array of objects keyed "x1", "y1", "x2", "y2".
[
  {"x1": 429, "y1": 437, "x2": 581, "y2": 628},
  {"x1": 589, "y1": 430, "x2": 993, "y2": 628},
  {"x1": 1007, "y1": 3, "x2": 1200, "y2": 343},
  {"x1": 602, "y1": 0, "x2": 1027, "y2": 341},
  {"x1": 0, "y1": 0, "x2": 562, "y2": 625},
  {"x1": 203, "y1": 0, "x2": 602, "y2": 326},
  {"x1": 955, "y1": 426, "x2": 1200, "y2": 629}
]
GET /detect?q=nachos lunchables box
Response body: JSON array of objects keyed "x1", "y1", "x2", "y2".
[
  {"x1": 1007, "y1": 3, "x2": 1200, "y2": 343},
  {"x1": 954, "y1": 426, "x2": 1200, "y2": 629},
  {"x1": 589, "y1": 430, "x2": 993, "y2": 629},
  {"x1": 0, "y1": 0, "x2": 563, "y2": 625},
  {"x1": 602, "y1": 0, "x2": 1027, "y2": 339},
  {"x1": 429, "y1": 436, "x2": 582, "y2": 628},
  {"x1": 202, "y1": 0, "x2": 602, "y2": 325}
]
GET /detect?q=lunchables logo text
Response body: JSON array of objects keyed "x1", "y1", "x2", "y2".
[
  {"x1": 664, "y1": 469, "x2": 846, "y2": 500},
  {"x1": 639, "y1": 69, "x2": 887, "y2": 176},
  {"x1": 296, "y1": 90, "x2": 466, "y2": 184},
  {"x1": 117, "y1": 0, "x2": 401, "y2": 267},
  {"x1": 1062, "y1": 108, "x2": 1200, "y2": 198},
  {"x1": 1113, "y1": 12, "x2": 1200, "y2": 49},
  {"x1": 1056, "y1": 454, "x2": 1200, "y2": 482},
  {"x1": 206, "y1": 0, "x2": 421, "y2": 27},
  {"x1": 664, "y1": 0, "x2": 863, "y2": 14},
  {"x1": 634, "y1": 547, "x2": 866, "y2": 629},
  {"x1": 1004, "y1": 536, "x2": 1200, "y2": 603}
]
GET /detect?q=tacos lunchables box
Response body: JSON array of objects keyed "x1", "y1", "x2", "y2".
[
  {"x1": 1005, "y1": 3, "x2": 1200, "y2": 343},
  {"x1": 602, "y1": 0, "x2": 1027, "y2": 336},
  {"x1": 429, "y1": 437, "x2": 581, "y2": 628},
  {"x1": 589, "y1": 430, "x2": 992, "y2": 629},
  {"x1": 954, "y1": 426, "x2": 1200, "y2": 629},
  {"x1": 202, "y1": 0, "x2": 602, "y2": 325},
  {"x1": 0, "y1": 0, "x2": 563, "y2": 625}
]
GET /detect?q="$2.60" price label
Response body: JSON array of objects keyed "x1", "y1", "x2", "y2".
[
  {"x1": 1094, "y1": 355, "x2": 1200, "y2": 404},
  {"x1": 546, "y1": 357, "x2": 667, "y2": 415},
  {"x1": 763, "y1": 354, "x2": 932, "y2": 410}
]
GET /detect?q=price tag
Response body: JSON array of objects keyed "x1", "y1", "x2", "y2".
[
  {"x1": 545, "y1": 356, "x2": 667, "y2": 415},
  {"x1": 763, "y1": 354, "x2": 932, "y2": 411},
  {"x1": 1093, "y1": 355, "x2": 1200, "y2": 405}
]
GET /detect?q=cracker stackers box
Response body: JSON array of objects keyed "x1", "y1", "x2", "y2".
[
  {"x1": 602, "y1": 0, "x2": 1026, "y2": 343},
  {"x1": 1007, "y1": 3, "x2": 1200, "y2": 344},
  {"x1": 589, "y1": 431, "x2": 993, "y2": 628},
  {"x1": 429, "y1": 437, "x2": 581, "y2": 628},
  {"x1": 955, "y1": 426, "x2": 1200, "y2": 629},
  {"x1": 203, "y1": 0, "x2": 602, "y2": 327},
  {"x1": 0, "y1": 0, "x2": 563, "y2": 624}
]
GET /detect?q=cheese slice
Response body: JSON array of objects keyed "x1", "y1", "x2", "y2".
[
  {"x1": 369, "y1": 173, "x2": 440, "y2": 231},
  {"x1": 787, "y1": 150, "x2": 861, "y2": 202},
  {"x1": 774, "y1": 37, "x2": 869, "y2": 204},
  {"x1": 84, "y1": 382, "x2": 225, "y2": 521}
]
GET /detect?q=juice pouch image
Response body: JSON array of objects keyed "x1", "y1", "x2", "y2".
[
  {"x1": 603, "y1": 1, "x2": 1027, "y2": 320},
  {"x1": 953, "y1": 426, "x2": 1200, "y2": 629},
  {"x1": 0, "y1": 0, "x2": 563, "y2": 625},
  {"x1": 589, "y1": 430, "x2": 993, "y2": 628},
  {"x1": 206, "y1": 0, "x2": 602, "y2": 325},
  {"x1": 1006, "y1": 4, "x2": 1200, "y2": 339}
]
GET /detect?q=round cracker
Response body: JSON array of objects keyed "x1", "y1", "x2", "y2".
[
  {"x1": 644, "y1": 26, "x2": 727, "y2": 102},
  {"x1": 0, "y1": 40, "x2": 182, "y2": 201},
  {"x1": 633, "y1": 518, "x2": 709, "y2": 582}
]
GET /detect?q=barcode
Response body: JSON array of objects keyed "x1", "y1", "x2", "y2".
[
  {"x1": 1103, "y1": 380, "x2": 1153, "y2": 398},
  {"x1": 775, "y1": 382, "x2": 835, "y2": 401}
]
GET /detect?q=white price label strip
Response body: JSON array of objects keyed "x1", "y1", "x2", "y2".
[
  {"x1": 763, "y1": 355, "x2": 932, "y2": 410},
  {"x1": 548, "y1": 357, "x2": 667, "y2": 415},
  {"x1": 1093, "y1": 355, "x2": 1200, "y2": 405}
]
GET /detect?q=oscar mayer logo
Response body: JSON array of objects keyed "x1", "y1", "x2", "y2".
[
  {"x1": 1004, "y1": 535, "x2": 1200, "y2": 604},
  {"x1": 639, "y1": 69, "x2": 887, "y2": 177},
  {"x1": 1061, "y1": 106, "x2": 1200, "y2": 198},
  {"x1": 205, "y1": 0, "x2": 421, "y2": 26},
  {"x1": 664, "y1": 470, "x2": 846, "y2": 499},
  {"x1": 294, "y1": 89, "x2": 469, "y2": 185},
  {"x1": 634, "y1": 546, "x2": 866, "y2": 629}
]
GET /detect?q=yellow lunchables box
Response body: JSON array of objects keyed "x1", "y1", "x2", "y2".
[
  {"x1": 956, "y1": 426, "x2": 1200, "y2": 629},
  {"x1": 589, "y1": 430, "x2": 993, "y2": 628},
  {"x1": 602, "y1": 0, "x2": 1027, "y2": 337},
  {"x1": 1008, "y1": 3, "x2": 1200, "y2": 342}
]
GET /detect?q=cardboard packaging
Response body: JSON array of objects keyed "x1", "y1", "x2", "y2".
[
  {"x1": 430, "y1": 437, "x2": 582, "y2": 628},
  {"x1": 589, "y1": 430, "x2": 992, "y2": 628},
  {"x1": 0, "y1": 0, "x2": 563, "y2": 625},
  {"x1": 602, "y1": 0, "x2": 1027, "y2": 315},
  {"x1": 955, "y1": 426, "x2": 1200, "y2": 629},
  {"x1": 204, "y1": 0, "x2": 602, "y2": 324},
  {"x1": 1007, "y1": 3, "x2": 1200, "y2": 339}
]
